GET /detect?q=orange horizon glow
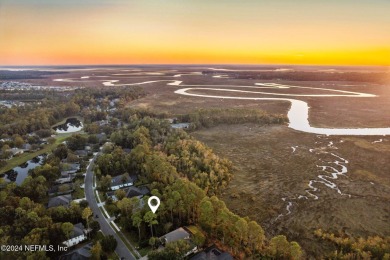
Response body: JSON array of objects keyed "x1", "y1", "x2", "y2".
[{"x1": 1, "y1": 1, "x2": 389, "y2": 66}]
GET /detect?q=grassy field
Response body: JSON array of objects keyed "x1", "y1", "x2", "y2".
[{"x1": 192, "y1": 124, "x2": 390, "y2": 257}]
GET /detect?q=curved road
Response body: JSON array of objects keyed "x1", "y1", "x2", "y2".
[{"x1": 85, "y1": 152, "x2": 136, "y2": 260}]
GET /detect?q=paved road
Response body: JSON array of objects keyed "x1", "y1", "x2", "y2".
[{"x1": 85, "y1": 152, "x2": 136, "y2": 260}]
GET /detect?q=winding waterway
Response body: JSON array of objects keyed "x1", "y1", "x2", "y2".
[
  {"x1": 53, "y1": 73, "x2": 390, "y2": 136},
  {"x1": 174, "y1": 83, "x2": 390, "y2": 136}
]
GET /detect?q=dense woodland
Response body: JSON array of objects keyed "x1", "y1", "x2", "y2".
[
  {"x1": 314, "y1": 229, "x2": 390, "y2": 259},
  {"x1": 177, "y1": 108, "x2": 287, "y2": 130}
]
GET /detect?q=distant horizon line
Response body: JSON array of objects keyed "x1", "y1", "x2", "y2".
[{"x1": 0, "y1": 63, "x2": 389, "y2": 68}]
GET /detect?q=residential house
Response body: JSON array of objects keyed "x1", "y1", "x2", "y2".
[
  {"x1": 74, "y1": 150, "x2": 88, "y2": 157},
  {"x1": 63, "y1": 223, "x2": 88, "y2": 248},
  {"x1": 106, "y1": 185, "x2": 149, "y2": 202},
  {"x1": 55, "y1": 175, "x2": 74, "y2": 184},
  {"x1": 0, "y1": 137, "x2": 12, "y2": 143},
  {"x1": 61, "y1": 163, "x2": 80, "y2": 174},
  {"x1": 161, "y1": 227, "x2": 191, "y2": 245},
  {"x1": 95, "y1": 133, "x2": 107, "y2": 143},
  {"x1": 190, "y1": 245, "x2": 233, "y2": 260},
  {"x1": 21, "y1": 143, "x2": 32, "y2": 152},
  {"x1": 171, "y1": 123, "x2": 190, "y2": 129},
  {"x1": 61, "y1": 172, "x2": 76, "y2": 178},
  {"x1": 110, "y1": 173, "x2": 133, "y2": 190},
  {"x1": 97, "y1": 120, "x2": 109, "y2": 126},
  {"x1": 59, "y1": 243, "x2": 92, "y2": 260},
  {"x1": 9, "y1": 148, "x2": 24, "y2": 156},
  {"x1": 48, "y1": 194, "x2": 72, "y2": 208},
  {"x1": 160, "y1": 227, "x2": 198, "y2": 257},
  {"x1": 126, "y1": 185, "x2": 149, "y2": 199},
  {"x1": 48, "y1": 183, "x2": 74, "y2": 196}
]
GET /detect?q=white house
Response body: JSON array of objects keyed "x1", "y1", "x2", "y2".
[
  {"x1": 63, "y1": 223, "x2": 87, "y2": 248},
  {"x1": 110, "y1": 173, "x2": 133, "y2": 190}
]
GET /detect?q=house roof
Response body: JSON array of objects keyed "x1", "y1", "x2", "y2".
[
  {"x1": 59, "y1": 243, "x2": 92, "y2": 260},
  {"x1": 106, "y1": 185, "x2": 148, "y2": 201},
  {"x1": 74, "y1": 150, "x2": 88, "y2": 156},
  {"x1": 22, "y1": 143, "x2": 32, "y2": 150},
  {"x1": 171, "y1": 123, "x2": 190, "y2": 129},
  {"x1": 162, "y1": 227, "x2": 190, "y2": 244},
  {"x1": 61, "y1": 163, "x2": 80, "y2": 174},
  {"x1": 61, "y1": 172, "x2": 75, "y2": 178},
  {"x1": 190, "y1": 246, "x2": 233, "y2": 260},
  {"x1": 48, "y1": 194, "x2": 72, "y2": 208},
  {"x1": 9, "y1": 148, "x2": 23, "y2": 155},
  {"x1": 71, "y1": 223, "x2": 85, "y2": 238},
  {"x1": 48, "y1": 183, "x2": 74, "y2": 194},
  {"x1": 111, "y1": 173, "x2": 132, "y2": 187},
  {"x1": 95, "y1": 133, "x2": 106, "y2": 142},
  {"x1": 126, "y1": 186, "x2": 149, "y2": 198}
]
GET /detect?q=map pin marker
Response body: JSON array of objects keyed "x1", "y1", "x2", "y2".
[{"x1": 148, "y1": 196, "x2": 160, "y2": 214}]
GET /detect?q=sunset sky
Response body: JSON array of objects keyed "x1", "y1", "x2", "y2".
[{"x1": 0, "y1": 0, "x2": 389, "y2": 66}]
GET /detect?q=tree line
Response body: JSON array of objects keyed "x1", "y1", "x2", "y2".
[
  {"x1": 314, "y1": 229, "x2": 390, "y2": 259},
  {"x1": 177, "y1": 108, "x2": 287, "y2": 130}
]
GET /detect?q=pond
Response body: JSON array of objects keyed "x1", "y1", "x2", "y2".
[
  {"x1": 3, "y1": 154, "x2": 46, "y2": 185},
  {"x1": 53, "y1": 117, "x2": 83, "y2": 133}
]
